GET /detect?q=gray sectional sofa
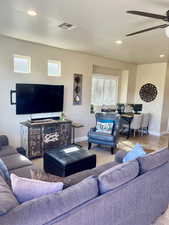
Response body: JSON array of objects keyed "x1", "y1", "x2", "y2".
[
  {"x1": 0, "y1": 135, "x2": 33, "y2": 178},
  {"x1": 0, "y1": 135, "x2": 169, "y2": 225}
]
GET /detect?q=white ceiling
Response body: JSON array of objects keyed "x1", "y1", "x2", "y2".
[{"x1": 1, "y1": 0, "x2": 169, "y2": 64}]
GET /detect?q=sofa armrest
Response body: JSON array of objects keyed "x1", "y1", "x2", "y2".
[
  {"x1": 88, "y1": 127, "x2": 96, "y2": 135},
  {"x1": 115, "y1": 150, "x2": 128, "y2": 163},
  {"x1": 90, "y1": 127, "x2": 96, "y2": 132},
  {"x1": 0, "y1": 136, "x2": 9, "y2": 148}
]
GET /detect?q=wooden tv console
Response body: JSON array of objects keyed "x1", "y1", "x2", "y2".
[{"x1": 20, "y1": 120, "x2": 72, "y2": 159}]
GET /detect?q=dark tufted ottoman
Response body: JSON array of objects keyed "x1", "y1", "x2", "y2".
[{"x1": 44, "y1": 146, "x2": 96, "y2": 177}]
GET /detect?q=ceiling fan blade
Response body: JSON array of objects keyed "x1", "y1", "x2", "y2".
[
  {"x1": 127, "y1": 10, "x2": 167, "y2": 20},
  {"x1": 126, "y1": 24, "x2": 169, "y2": 36}
]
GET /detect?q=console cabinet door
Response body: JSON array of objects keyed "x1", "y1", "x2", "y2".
[
  {"x1": 43, "y1": 122, "x2": 72, "y2": 152},
  {"x1": 43, "y1": 125, "x2": 60, "y2": 151},
  {"x1": 29, "y1": 127, "x2": 42, "y2": 158},
  {"x1": 58, "y1": 123, "x2": 72, "y2": 147}
]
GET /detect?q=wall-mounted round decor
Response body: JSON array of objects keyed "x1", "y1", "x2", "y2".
[{"x1": 139, "y1": 83, "x2": 158, "y2": 102}]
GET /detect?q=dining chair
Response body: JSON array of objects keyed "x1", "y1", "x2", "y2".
[
  {"x1": 140, "y1": 113, "x2": 150, "y2": 135},
  {"x1": 130, "y1": 114, "x2": 143, "y2": 136}
]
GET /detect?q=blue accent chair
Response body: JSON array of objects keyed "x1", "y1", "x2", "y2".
[{"x1": 88, "y1": 113, "x2": 120, "y2": 154}]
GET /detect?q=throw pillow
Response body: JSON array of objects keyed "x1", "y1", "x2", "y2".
[
  {"x1": 10, "y1": 173, "x2": 64, "y2": 203},
  {"x1": 0, "y1": 158, "x2": 10, "y2": 183},
  {"x1": 123, "y1": 144, "x2": 146, "y2": 163},
  {"x1": 96, "y1": 119, "x2": 115, "y2": 134},
  {"x1": 0, "y1": 175, "x2": 19, "y2": 216}
]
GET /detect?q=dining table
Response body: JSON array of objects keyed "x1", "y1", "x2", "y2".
[{"x1": 120, "y1": 113, "x2": 134, "y2": 139}]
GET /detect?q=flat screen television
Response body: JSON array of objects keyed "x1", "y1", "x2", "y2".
[{"x1": 16, "y1": 84, "x2": 64, "y2": 115}]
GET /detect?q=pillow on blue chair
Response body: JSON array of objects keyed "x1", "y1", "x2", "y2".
[
  {"x1": 123, "y1": 144, "x2": 146, "y2": 163},
  {"x1": 96, "y1": 119, "x2": 115, "y2": 134}
]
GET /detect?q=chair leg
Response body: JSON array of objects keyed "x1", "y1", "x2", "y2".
[
  {"x1": 111, "y1": 146, "x2": 114, "y2": 154},
  {"x1": 88, "y1": 142, "x2": 92, "y2": 150},
  {"x1": 134, "y1": 130, "x2": 136, "y2": 137}
]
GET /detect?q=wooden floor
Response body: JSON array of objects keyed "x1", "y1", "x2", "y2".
[
  {"x1": 32, "y1": 134, "x2": 169, "y2": 169},
  {"x1": 118, "y1": 134, "x2": 169, "y2": 152}
]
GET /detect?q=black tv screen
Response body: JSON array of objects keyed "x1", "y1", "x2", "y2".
[{"x1": 16, "y1": 84, "x2": 64, "y2": 115}]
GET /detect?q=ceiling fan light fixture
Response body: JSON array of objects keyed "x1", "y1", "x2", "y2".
[
  {"x1": 27, "y1": 10, "x2": 37, "y2": 16},
  {"x1": 165, "y1": 26, "x2": 169, "y2": 37},
  {"x1": 115, "y1": 40, "x2": 123, "y2": 45},
  {"x1": 160, "y1": 54, "x2": 165, "y2": 58}
]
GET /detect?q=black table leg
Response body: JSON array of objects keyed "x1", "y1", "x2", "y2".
[
  {"x1": 127, "y1": 122, "x2": 131, "y2": 139},
  {"x1": 72, "y1": 126, "x2": 82, "y2": 147},
  {"x1": 72, "y1": 127, "x2": 75, "y2": 144}
]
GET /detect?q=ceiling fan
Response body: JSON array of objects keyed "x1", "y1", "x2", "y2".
[{"x1": 126, "y1": 10, "x2": 169, "y2": 36}]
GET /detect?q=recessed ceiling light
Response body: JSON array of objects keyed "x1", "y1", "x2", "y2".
[
  {"x1": 115, "y1": 40, "x2": 123, "y2": 45},
  {"x1": 27, "y1": 10, "x2": 37, "y2": 16},
  {"x1": 160, "y1": 54, "x2": 165, "y2": 58}
]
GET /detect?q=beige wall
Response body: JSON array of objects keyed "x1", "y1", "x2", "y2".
[
  {"x1": 119, "y1": 70, "x2": 129, "y2": 104},
  {"x1": 135, "y1": 63, "x2": 168, "y2": 135},
  {"x1": 160, "y1": 63, "x2": 169, "y2": 133},
  {"x1": 93, "y1": 65, "x2": 121, "y2": 76},
  {"x1": 127, "y1": 66, "x2": 137, "y2": 103},
  {"x1": 0, "y1": 35, "x2": 136, "y2": 147}
]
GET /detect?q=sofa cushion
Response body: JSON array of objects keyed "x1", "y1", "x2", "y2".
[
  {"x1": 1, "y1": 154, "x2": 32, "y2": 171},
  {"x1": 0, "y1": 146, "x2": 17, "y2": 158},
  {"x1": 10, "y1": 165, "x2": 36, "y2": 179},
  {"x1": 91, "y1": 160, "x2": 118, "y2": 175},
  {"x1": 1, "y1": 176, "x2": 99, "y2": 225},
  {"x1": 64, "y1": 160, "x2": 118, "y2": 187},
  {"x1": 0, "y1": 159, "x2": 10, "y2": 182},
  {"x1": 11, "y1": 174, "x2": 64, "y2": 203},
  {"x1": 88, "y1": 130, "x2": 114, "y2": 142},
  {"x1": 64, "y1": 169, "x2": 94, "y2": 186},
  {"x1": 137, "y1": 148, "x2": 169, "y2": 174},
  {"x1": 0, "y1": 175, "x2": 19, "y2": 216},
  {"x1": 98, "y1": 160, "x2": 139, "y2": 194}
]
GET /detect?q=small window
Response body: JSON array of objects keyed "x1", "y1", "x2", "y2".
[
  {"x1": 48, "y1": 60, "x2": 61, "y2": 77},
  {"x1": 14, "y1": 55, "x2": 31, "y2": 74}
]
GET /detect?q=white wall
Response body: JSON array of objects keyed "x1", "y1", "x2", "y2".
[
  {"x1": 161, "y1": 63, "x2": 169, "y2": 133},
  {"x1": 135, "y1": 63, "x2": 167, "y2": 135},
  {"x1": 119, "y1": 70, "x2": 129, "y2": 104},
  {"x1": 0, "y1": 35, "x2": 136, "y2": 147}
]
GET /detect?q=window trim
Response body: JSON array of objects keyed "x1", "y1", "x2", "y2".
[
  {"x1": 48, "y1": 60, "x2": 61, "y2": 77},
  {"x1": 13, "y1": 55, "x2": 31, "y2": 74}
]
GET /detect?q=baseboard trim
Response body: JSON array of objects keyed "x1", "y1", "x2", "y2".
[
  {"x1": 149, "y1": 131, "x2": 161, "y2": 136},
  {"x1": 149, "y1": 131, "x2": 169, "y2": 136},
  {"x1": 75, "y1": 136, "x2": 88, "y2": 143},
  {"x1": 75, "y1": 131, "x2": 169, "y2": 142},
  {"x1": 160, "y1": 131, "x2": 169, "y2": 136}
]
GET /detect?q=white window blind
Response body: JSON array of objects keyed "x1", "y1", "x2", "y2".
[{"x1": 91, "y1": 75, "x2": 118, "y2": 106}]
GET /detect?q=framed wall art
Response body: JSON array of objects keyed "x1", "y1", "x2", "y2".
[{"x1": 73, "y1": 74, "x2": 83, "y2": 105}]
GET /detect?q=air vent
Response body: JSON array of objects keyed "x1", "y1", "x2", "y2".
[{"x1": 58, "y1": 23, "x2": 75, "y2": 30}]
